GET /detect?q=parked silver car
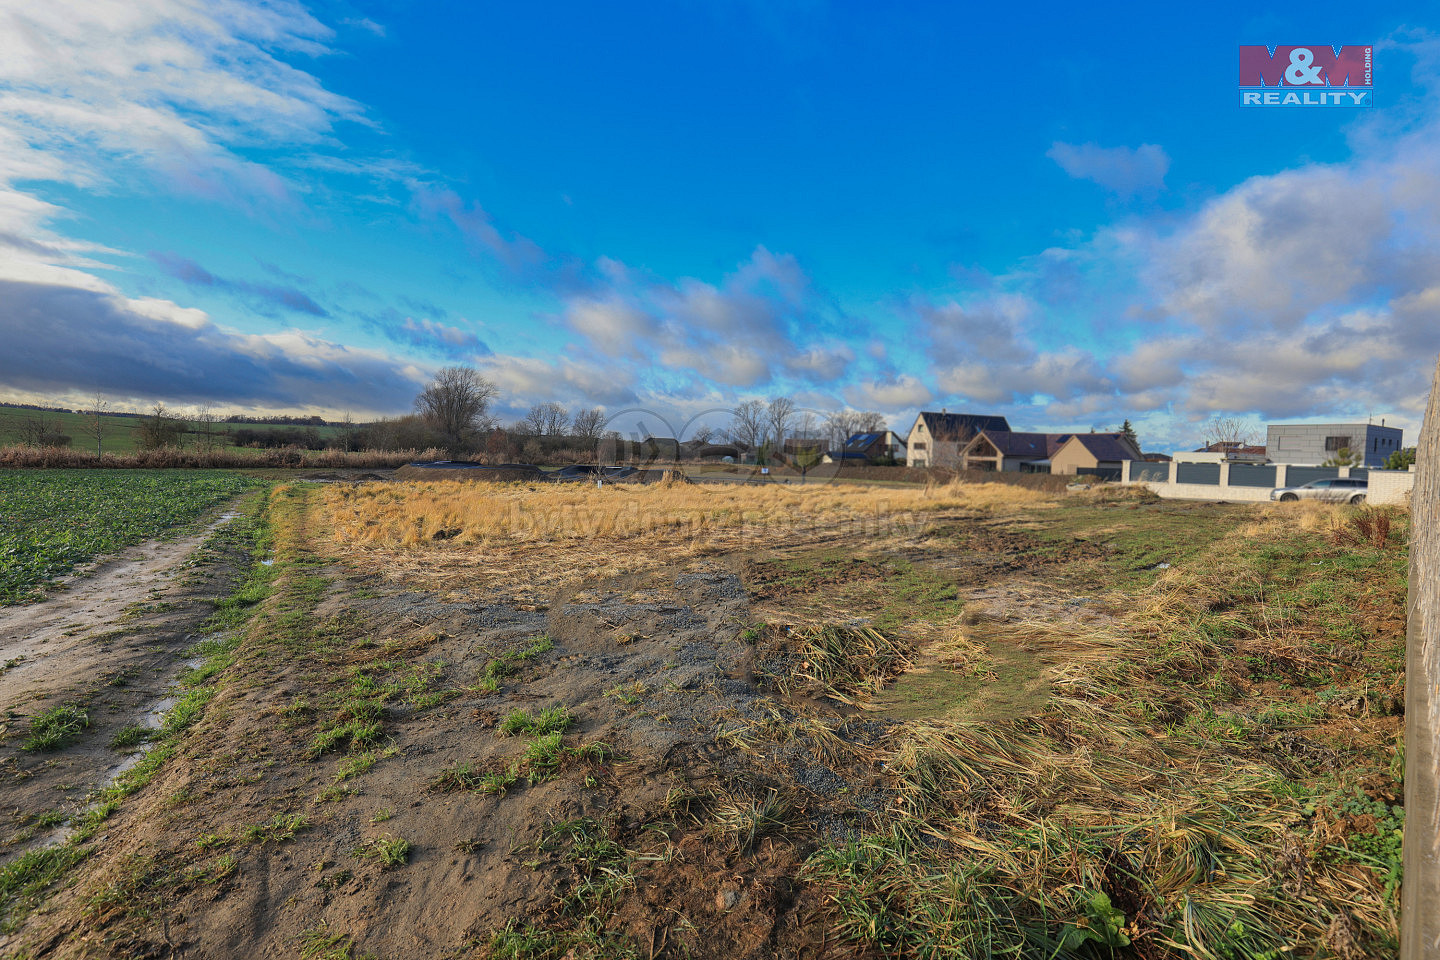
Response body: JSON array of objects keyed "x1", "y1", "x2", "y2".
[{"x1": 1269, "y1": 477, "x2": 1367, "y2": 504}]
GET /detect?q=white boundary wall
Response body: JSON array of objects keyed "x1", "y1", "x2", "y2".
[{"x1": 1121, "y1": 461, "x2": 1416, "y2": 505}]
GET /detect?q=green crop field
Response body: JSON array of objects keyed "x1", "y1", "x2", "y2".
[
  {"x1": 0, "y1": 470, "x2": 267, "y2": 605},
  {"x1": 0, "y1": 404, "x2": 349, "y2": 455}
]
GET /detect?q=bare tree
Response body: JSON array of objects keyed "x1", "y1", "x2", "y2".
[
  {"x1": 540, "y1": 402, "x2": 570, "y2": 436},
  {"x1": 572, "y1": 407, "x2": 605, "y2": 440},
  {"x1": 191, "y1": 400, "x2": 222, "y2": 453},
  {"x1": 16, "y1": 416, "x2": 70, "y2": 448},
  {"x1": 824, "y1": 410, "x2": 859, "y2": 448},
  {"x1": 728, "y1": 399, "x2": 767, "y2": 451},
  {"x1": 339, "y1": 410, "x2": 357, "y2": 452},
  {"x1": 84, "y1": 393, "x2": 109, "y2": 456},
  {"x1": 134, "y1": 403, "x2": 185, "y2": 449},
  {"x1": 856, "y1": 411, "x2": 887, "y2": 434},
  {"x1": 521, "y1": 402, "x2": 569, "y2": 436},
  {"x1": 414, "y1": 366, "x2": 498, "y2": 454},
  {"x1": 766, "y1": 397, "x2": 796, "y2": 448},
  {"x1": 689, "y1": 424, "x2": 716, "y2": 445},
  {"x1": 1199, "y1": 416, "x2": 1259, "y2": 450}
]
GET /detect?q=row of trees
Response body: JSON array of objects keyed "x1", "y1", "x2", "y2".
[
  {"x1": 727, "y1": 398, "x2": 887, "y2": 452},
  {"x1": 406, "y1": 368, "x2": 894, "y2": 460},
  {"x1": 515, "y1": 402, "x2": 606, "y2": 440}
]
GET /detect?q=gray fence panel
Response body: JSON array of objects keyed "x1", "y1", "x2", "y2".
[
  {"x1": 1175, "y1": 462, "x2": 1221, "y2": 485},
  {"x1": 1286, "y1": 466, "x2": 1340, "y2": 486},
  {"x1": 1350, "y1": 468, "x2": 1369, "y2": 480},
  {"x1": 1128, "y1": 461, "x2": 1170, "y2": 483},
  {"x1": 1228, "y1": 464, "x2": 1276, "y2": 488},
  {"x1": 1077, "y1": 467, "x2": 1121, "y2": 482}
]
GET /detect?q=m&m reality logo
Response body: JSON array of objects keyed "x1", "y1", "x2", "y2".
[{"x1": 1238, "y1": 45, "x2": 1372, "y2": 107}]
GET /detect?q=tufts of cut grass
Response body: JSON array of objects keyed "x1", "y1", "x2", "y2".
[
  {"x1": 431, "y1": 760, "x2": 486, "y2": 792},
  {"x1": 473, "y1": 637, "x2": 555, "y2": 694},
  {"x1": 22, "y1": 703, "x2": 89, "y2": 751},
  {"x1": 161, "y1": 688, "x2": 212, "y2": 734},
  {"x1": 243, "y1": 812, "x2": 310, "y2": 844},
  {"x1": 334, "y1": 746, "x2": 397, "y2": 781},
  {"x1": 499, "y1": 706, "x2": 574, "y2": 738},
  {"x1": 523, "y1": 732, "x2": 566, "y2": 773},
  {"x1": 308, "y1": 718, "x2": 383, "y2": 758},
  {"x1": 487, "y1": 919, "x2": 638, "y2": 960},
  {"x1": 0, "y1": 844, "x2": 89, "y2": 932},
  {"x1": 353, "y1": 834, "x2": 409, "y2": 869},
  {"x1": 710, "y1": 790, "x2": 794, "y2": 853},
  {"x1": 299, "y1": 923, "x2": 378, "y2": 960},
  {"x1": 782, "y1": 624, "x2": 913, "y2": 705},
  {"x1": 206, "y1": 853, "x2": 239, "y2": 883},
  {"x1": 109, "y1": 723, "x2": 153, "y2": 750}
]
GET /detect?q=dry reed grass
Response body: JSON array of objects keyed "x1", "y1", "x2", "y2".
[
  {"x1": 800, "y1": 503, "x2": 1402, "y2": 957},
  {"x1": 315, "y1": 477, "x2": 1056, "y2": 592}
]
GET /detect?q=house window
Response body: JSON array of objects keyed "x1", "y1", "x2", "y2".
[
  {"x1": 912, "y1": 442, "x2": 927, "y2": 452},
  {"x1": 1324, "y1": 436, "x2": 1352, "y2": 451}
]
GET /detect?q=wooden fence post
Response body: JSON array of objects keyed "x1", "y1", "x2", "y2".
[{"x1": 1404, "y1": 352, "x2": 1440, "y2": 958}]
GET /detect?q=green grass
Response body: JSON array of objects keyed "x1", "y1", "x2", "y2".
[
  {"x1": 299, "y1": 923, "x2": 379, "y2": 960},
  {"x1": 484, "y1": 819, "x2": 642, "y2": 958},
  {"x1": 473, "y1": 636, "x2": 555, "y2": 693},
  {"x1": 499, "y1": 706, "x2": 574, "y2": 737},
  {"x1": 22, "y1": 703, "x2": 90, "y2": 751},
  {"x1": 109, "y1": 723, "x2": 154, "y2": 750},
  {"x1": 0, "y1": 469, "x2": 265, "y2": 604},
  {"x1": 487, "y1": 921, "x2": 638, "y2": 960},
  {"x1": 0, "y1": 845, "x2": 89, "y2": 933},
  {"x1": 748, "y1": 550, "x2": 961, "y2": 633},
  {"x1": 1018, "y1": 501, "x2": 1249, "y2": 585},
  {"x1": 353, "y1": 835, "x2": 409, "y2": 868},
  {"x1": 243, "y1": 813, "x2": 310, "y2": 844}
]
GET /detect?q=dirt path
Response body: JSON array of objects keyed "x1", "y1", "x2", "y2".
[
  {"x1": 0, "y1": 509, "x2": 254, "y2": 859},
  {"x1": 0, "y1": 515, "x2": 234, "y2": 671}
]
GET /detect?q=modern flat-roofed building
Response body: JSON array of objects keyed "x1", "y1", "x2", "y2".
[{"x1": 1265, "y1": 422, "x2": 1403, "y2": 468}]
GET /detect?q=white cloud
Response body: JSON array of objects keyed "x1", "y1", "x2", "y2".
[
  {"x1": 561, "y1": 245, "x2": 856, "y2": 390},
  {"x1": 1047, "y1": 141, "x2": 1170, "y2": 197},
  {"x1": 843, "y1": 375, "x2": 931, "y2": 410},
  {"x1": 0, "y1": 0, "x2": 364, "y2": 304}
]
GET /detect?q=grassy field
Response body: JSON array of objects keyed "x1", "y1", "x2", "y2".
[
  {"x1": 0, "y1": 403, "x2": 348, "y2": 455},
  {"x1": 0, "y1": 470, "x2": 265, "y2": 604},
  {"x1": 0, "y1": 479, "x2": 1408, "y2": 958}
]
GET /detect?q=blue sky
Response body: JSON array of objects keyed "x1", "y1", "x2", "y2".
[{"x1": 1, "y1": 1, "x2": 1437, "y2": 451}]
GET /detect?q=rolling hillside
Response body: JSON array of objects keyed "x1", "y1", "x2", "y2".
[{"x1": 0, "y1": 405, "x2": 352, "y2": 454}]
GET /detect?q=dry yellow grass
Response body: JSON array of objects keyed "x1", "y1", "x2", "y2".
[
  {"x1": 321, "y1": 477, "x2": 1053, "y2": 549},
  {"x1": 315, "y1": 477, "x2": 1056, "y2": 594}
]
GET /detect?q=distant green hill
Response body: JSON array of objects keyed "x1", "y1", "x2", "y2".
[{"x1": 0, "y1": 404, "x2": 351, "y2": 454}]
